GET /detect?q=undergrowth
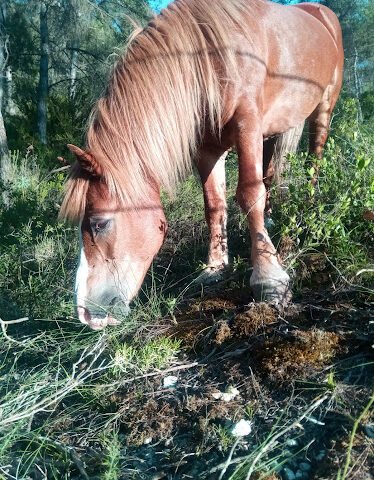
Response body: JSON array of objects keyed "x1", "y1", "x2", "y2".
[{"x1": 0, "y1": 96, "x2": 373, "y2": 478}]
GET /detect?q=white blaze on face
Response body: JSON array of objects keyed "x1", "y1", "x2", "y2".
[{"x1": 75, "y1": 221, "x2": 89, "y2": 324}]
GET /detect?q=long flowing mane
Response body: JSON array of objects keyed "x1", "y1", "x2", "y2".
[{"x1": 60, "y1": 0, "x2": 259, "y2": 222}]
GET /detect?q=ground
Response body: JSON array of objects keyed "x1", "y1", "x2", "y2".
[
  {"x1": 0, "y1": 140, "x2": 373, "y2": 479},
  {"x1": 1, "y1": 254, "x2": 372, "y2": 480}
]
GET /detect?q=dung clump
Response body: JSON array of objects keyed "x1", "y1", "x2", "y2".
[
  {"x1": 233, "y1": 303, "x2": 278, "y2": 337},
  {"x1": 214, "y1": 320, "x2": 232, "y2": 344},
  {"x1": 254, "y1": 328, "x2": 342, "y2": 381},
  {"x1": 170, "y1": 317, "x2": 212, "y2": 348},
  {"x1": 124, "y1": 399, "x2": 178, "y2": 446}
]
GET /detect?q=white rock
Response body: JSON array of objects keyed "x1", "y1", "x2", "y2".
[
  {"x1": 143, "y1": 437, "x2": 152, "y2": 445},
  {"x1": 230, "y1": 419, "x2": 252, "y2": 437},
  {"x1": 162, "y1": 375, "x2": 178, "y2": 388},
  {"x1": 212, "y1": 386, "x2": 239, "y2": 402}
]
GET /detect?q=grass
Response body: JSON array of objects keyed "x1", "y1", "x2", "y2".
[{"x1": 0, "y1": 97, "x2": 373, "y2": 478}]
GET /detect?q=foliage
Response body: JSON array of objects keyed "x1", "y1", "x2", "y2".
[
  {"x1": 0, "y1": 151, "x2": 76, "y2": 319},
  {"x1": 273, "y1": 97, "x2": 374, "y2": 285},
  {"x1": 112, "y1": 337, "x2": 181, "y2": 376},
  {"x1": 0, "y1": 0, "x2": 373, "y2": 478}
]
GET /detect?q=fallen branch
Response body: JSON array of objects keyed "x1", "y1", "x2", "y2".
[
  {"x1": 218, "y1": 438, "x2": 240, "y2": 480},
  {"x1": 119, "y1": 361, "x2": 201, "y2": 386},
  {"x1": 0, "y1": 317, "x2": 30, "y2": 345}
]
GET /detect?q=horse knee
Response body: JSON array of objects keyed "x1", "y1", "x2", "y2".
[{"x1": 236, "y1": 181, "x2": 266, "y2": 215}]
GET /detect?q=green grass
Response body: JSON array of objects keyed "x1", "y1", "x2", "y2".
[{"x1": 0, "y1": 96, "x2": 373, "y2": 478}]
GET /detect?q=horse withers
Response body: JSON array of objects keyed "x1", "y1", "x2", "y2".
[{"x1": 60, "y1": 0, "x2": 343, "y2": 330}]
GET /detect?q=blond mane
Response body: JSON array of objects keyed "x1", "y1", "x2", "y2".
[{"x1": 60, "y1": 0, "x2": 259, "y2": 222}]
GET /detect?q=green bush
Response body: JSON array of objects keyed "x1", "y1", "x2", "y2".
[{"x1": 0, "y1": 151, "x2": 77, "y2": 320}]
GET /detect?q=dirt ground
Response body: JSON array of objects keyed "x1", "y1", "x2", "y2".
[{"x1": 50, "y1": 275, "x2": 373, "y2": 480}]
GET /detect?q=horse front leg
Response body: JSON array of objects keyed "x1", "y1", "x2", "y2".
[
  {"x1": 236, "y1": 121, "x2": 290, "y2": 306},
  {"x1": 195, "y1": 147, "x2": 229, "y2": 283}
]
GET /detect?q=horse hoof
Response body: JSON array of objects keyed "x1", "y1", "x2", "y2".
[
  {"x1": 251, "y1": 280, "x2": 292, "y2": 307},
  {"x1": 194, "y1": 266, "x2": 224, "y2": 285}
]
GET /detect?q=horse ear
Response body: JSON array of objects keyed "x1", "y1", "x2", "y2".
[{"x1": 67, "y1": 144, "x2": 102, "y2": 176}]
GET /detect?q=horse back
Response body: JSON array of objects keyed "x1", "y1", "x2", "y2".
[{"x1": 291, "y1": 2, "x2": 343, "y2": 49}]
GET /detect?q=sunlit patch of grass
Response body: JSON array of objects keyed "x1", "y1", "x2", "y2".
[{"x1": 112, "y1": 337, "x2": 182, "y2": 376}]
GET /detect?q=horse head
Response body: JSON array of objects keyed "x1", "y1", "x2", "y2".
[{"x1": 66, "y1": 144, "x2": 167, "y2": 330}]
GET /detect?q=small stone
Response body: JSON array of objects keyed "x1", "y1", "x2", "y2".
[
  {"x1": 364, "y1": 424, "x2": 374, "y2": 439},
  {"x1": 283, "y1": 467, "x2": 296, "y2": 480},
  {"x1": 162, "y1": 375, "x2": 178, "y2": 388},
  {"x1": 143, "y1": 437, "x2": 152, "y2": 445},
  {"x1": 212, "y1": 386, "x2": 239, "y2": 402},
  {"x1": 151, "y1": 473, "x2": 167, "y2": 480},
  {"x1": 230, "y1": 419, "x2": 252, "y2": 437},
  {"x1": 299, "y1": 462, "x2": 311, "y2": 472},
  {"x1": 286, "y1": 438, "x2": 299, "y2": 447}
]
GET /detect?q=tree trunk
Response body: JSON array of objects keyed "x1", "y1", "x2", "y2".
[
  {"x1": 36, "y1": 1, "x2": 49, "y2": 145},
  {"x1": 0, "y1": 107, "x2": 9, "y2": 207},
  {"x1": 0, "y1": 108, "x2": 8, "y2": 158},
  {"x1": 5, "y1": 66, "x2": 16, "y2": 115},
  {"x1": 69, "y1": 36, "x2": 79, "y2": 100},
  {"x1": 0, "y1": 0, "x2": 8, "y2": 113}
]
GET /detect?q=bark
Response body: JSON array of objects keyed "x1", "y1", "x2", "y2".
[
  {"x1": 69, "y1": 36, "x2": 79, "y2": 100},
  {"x1": 36, "y1": 1, "x2": 49, "y2": 145},
  {"x1": 0, "y1": 108, "x2": 8, "y2": 158},
  {"x1": 0, "y1": 107, "x2": 9, "y2": 208},
  {"x1": 0, "y1": 0, "x2": 8, "y2": 112},
  {"x1": 5, "y1": 66, "x2": 16, "y2": 115},
  {"x1": 353, "y1": 45, "x2": 363, "y2": 123},
  {"x1": 0, "y1": 0, "x2": 9, "y2": 200}
]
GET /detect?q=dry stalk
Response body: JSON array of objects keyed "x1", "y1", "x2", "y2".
[
  {"x1": 244, "y1": 394, "x2": 330, "y2": 480},
  {"x1": 0, "y1": 317, "x2": 31, "y2": 345},
  {"x1": 218, "y1": 438, "x2": 240, "y2": 480},
  {"x1": 0, "y1": 338, "x2": 111, "y2": 428}
]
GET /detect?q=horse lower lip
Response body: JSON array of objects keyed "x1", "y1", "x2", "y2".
[
  {"x1": 107, "y1": 314, "x2": 121, "y2": 326},
  {"x1": 77, "y1": 305, "x2": 122, "y2": 329}
]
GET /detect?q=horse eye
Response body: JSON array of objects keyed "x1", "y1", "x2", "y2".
[{"x1": 90, "y1": 218, "x2": 111, "y2": 234}]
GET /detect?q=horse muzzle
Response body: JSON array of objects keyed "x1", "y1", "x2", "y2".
[{"x1": 76, "y1": 300, "x2": 130, "y2": 330}]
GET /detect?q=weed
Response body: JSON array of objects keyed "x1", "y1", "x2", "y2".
[
  {"x1": 100, "y1": 430, "x2": 121, "y2": 480},
  {"x1": 112, "y1": 337, "x2": 181, "y2": 376},
  {"x1": 213, "y1": 424, "x2": 234, "y2": 452}
]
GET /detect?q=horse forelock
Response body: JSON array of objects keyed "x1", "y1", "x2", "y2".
[
  {"x1": 61, "y1": 0, "x2": 258, "y2": 219},
  {"x1": 59, "y1": 163, "x2": 90, "y2": 223}
]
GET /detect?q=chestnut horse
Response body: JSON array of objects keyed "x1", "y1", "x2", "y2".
[{"x1": 60, "y1": 0, "x2": 343, "y2": 330}]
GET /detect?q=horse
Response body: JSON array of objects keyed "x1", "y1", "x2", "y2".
[{"x1": 60, "y1": 0, "x2": 343, "y2": 330}]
